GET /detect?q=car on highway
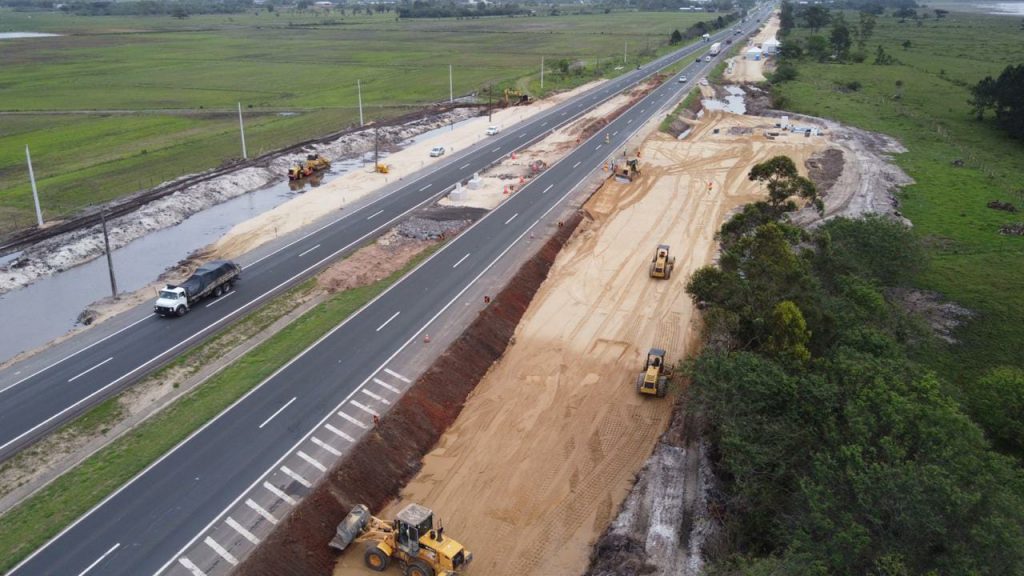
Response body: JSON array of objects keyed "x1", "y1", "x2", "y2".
[
  {"x1": 678, "y1": 75, "x2": 688, "y2": 83},
  {"x1": 430, "y1": 146, "x2": 446, "y2": 157},
  {"x1": 704, "y1": 55, "x2": 712, "y2": 62},
  {"x1": 486, "y1": 125, "x2": 500, "y2": 136}
]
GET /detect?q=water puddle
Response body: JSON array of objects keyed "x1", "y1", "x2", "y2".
[
  {"x1": 701, "y1": 85, "x2": 746, "y2": 114},
  {"x1": 0, "y1": 32, "x2": 62, "y2": 40}
]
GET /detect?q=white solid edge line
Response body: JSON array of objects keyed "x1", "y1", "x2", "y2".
[
  {"x1": 452, "y1": 253, "x2": 470, "y2": 268},
  {"x1": 177, "y1": 557, "x2": 207, "y2": 576},
  {"x1": 67, "y1": 357, "x2": 113, "y2": 383},
  {"x1": 375, "y1": 311, "x2": 400, "y2": 332},
  {"x1": 0, "y1": 181, "x2": 456, "y2": 458},
  {"x1": 297, "y1": 244, "x2": 321, "y2": 258},
  {"x1": 7, "y1": 27, "x2": 738, "y2": 574},
  {"x1": 0, "y1": 314, "x2": 152, "y2": 396},
  {"x1": 245, "y1": 499, "x2": 278, "y2": 525},
  {"x1": 225, "y1": 517, "x2": 260, "y2": 546},
  {"x1": 204, "y1": 291, "x2": 235, "y2": 308},
  {"x1": 258, "y1": 397, "x2": 296, "y2": 430},
  {"x1": 77, "y1": 542, "x2": 120, "y2": 576}
]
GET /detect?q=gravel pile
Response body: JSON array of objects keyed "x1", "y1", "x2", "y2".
[{"x1": 396, "y1": 217, "x2": 471, "y2": 240}]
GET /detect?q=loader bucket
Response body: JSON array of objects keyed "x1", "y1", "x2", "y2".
[{"x1": 329, "y1": 504, "x2": 371, "y2": 551}]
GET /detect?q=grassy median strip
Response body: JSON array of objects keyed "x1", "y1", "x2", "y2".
[{"x1": 0, "y1": 248, "x2": 434, "y2": 572}]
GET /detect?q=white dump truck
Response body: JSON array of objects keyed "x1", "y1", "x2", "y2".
[
  {"x1": 709, "y1": 42, "x2": 722, "y2": 56},
  {"x1": 154, "y1": 260, "x2": 241, "y2": 317}
]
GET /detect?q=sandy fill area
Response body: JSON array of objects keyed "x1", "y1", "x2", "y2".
[{"x1": 333, "y1": 110, "x2": 826, "y2": 576}]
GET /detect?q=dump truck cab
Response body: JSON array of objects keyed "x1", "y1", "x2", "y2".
[
  {"x1": 649, "y1": 244, "x2": 675, "y2": 279},
  {"x1": 636, "y1": 347, "x2": 670, "y2": 398},
  {"x1": 154, "y1": 287, "x2": 189, "y2": 316}
]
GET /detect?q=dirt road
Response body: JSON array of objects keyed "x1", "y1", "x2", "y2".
[
  {"x1": 332, "y1": 110, "x2": 826, "y2": 576},
  {"x1": 725, "y1": 12, "x2": 779, "y2": 83}
]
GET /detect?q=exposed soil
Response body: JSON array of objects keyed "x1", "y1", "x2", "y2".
[
  {"x1": 805, "y1": 148, "x2": 845, "y2": 197},
  {"x1": 724, "y1": 12, "x2": 779, "y2": 84},
  {"x1": 233, "y1": 212, "x2": 584, "y2": 576},
  {"x1": 887, "y1": 287, "x2": 974, "y2": 345}
]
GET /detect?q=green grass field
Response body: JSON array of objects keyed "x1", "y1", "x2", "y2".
[
  {"x1": 775, "y1": 10, "x2": 1024, "y2": 387},
  {"x1": 0, "y1": 8, "x2": 724, "y2": 234}
]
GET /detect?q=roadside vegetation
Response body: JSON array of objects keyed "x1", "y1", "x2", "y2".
[
  {"x1": 767, "y1": 2, "x2": 1024, "y2": 397},
  {"x1": 686, "y1": 162, "x2": 1024, "y2": 574},
  {"x1": 0, "y1": 248, "x2": 433, "y2": 573},
  {"x1": 0, "y1": 7, "x2": 728, "y2": 237}
]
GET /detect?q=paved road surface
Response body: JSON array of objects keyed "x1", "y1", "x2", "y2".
[{"x1": 8, "y1": 8, "x2": 773, "y2": 575}]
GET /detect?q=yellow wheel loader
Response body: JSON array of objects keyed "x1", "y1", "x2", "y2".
[
  {"x1": 636, "y1": 348, "x2": 670, "y2": 398},
  {"x1": 288, "y1": 153, "x2": 331, "y2": 181},
  {"x1": 330, "y1": 503, "x2": 473, "y2": 576},
  {"x1": 649, "y1": 244, "x2": 675, "y2": 280}
]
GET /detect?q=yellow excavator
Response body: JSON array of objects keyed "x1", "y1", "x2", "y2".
[
  {"x1": 288, "y1": 153, "x2": 331, "y2": 181},
  {"x1": 636, "y1": 348, "x2": 671, "y2": 398},
  {"x1": 330, "y1": 503, "x2": 473, "y2": 576},
  {"x1": 649, "y1": 244, "x2": 675, "y2": 280},
  {"x1": 502, "y1": 88, "x2": 533, "y2": 107},
  {"x1": 376, "y1": 163, "x2": 390, "y2": 174}
]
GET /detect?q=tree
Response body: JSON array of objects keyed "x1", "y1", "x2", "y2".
[
  {"x1": 805, "y1": 34, "x2": 829, "y2": 62},
  {"x1": 170, "y1": 4, "x2": 188, "y2": 18},
  {"x1": 748, "y1": 155, "x2": 823, "y2": 214},
  {"x1": 966, "y1": 367, "x2": 1024, "y2": 454},
  {"x1": 779, "y1": 0, "x2": 795, "y2": 33},
  {"x1": 857, "y1": 10, "x2": 876, "y2": 49},
  {"x1": 802, "y1": 5, "x2": 831, "y2": 33},
  {"x1": 765, "y1": 300, "x2": 811, "y2": 364},
  {"x1": 670, "y1": 29, "x2": 683, "y2": 45},
  {"x1": 968, "y1": 64, "x2": 1024, "y2": 139},
  {"x1": 902, "y1": 39, "x2": 912, "y2": 50},
  {"x1": 830, "y1": 16, "x2": 852, "y2": 60},
  {"x1": 874, "y1": 44, "x2": 895, "y2": 65}
]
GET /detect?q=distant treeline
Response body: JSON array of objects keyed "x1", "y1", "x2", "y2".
[{"x1": 396, "y1": 1, "x2": 529, "y2": 19}]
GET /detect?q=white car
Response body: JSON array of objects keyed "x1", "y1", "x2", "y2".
[
  {"x1": 699, "y1": 78, "x2": 709, "y2": 86},
  {"x1": 678, "y1": 75, "x2": 688, "y2": 83},
  {"x1": 485, "y1": 125, "x2": 500, "y2": 136},
  {"x1": 429, "y1": 146, "x2": 446, "y2": 157}
]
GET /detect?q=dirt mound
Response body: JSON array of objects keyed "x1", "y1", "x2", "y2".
[
  {"x1": 584, "y1": 534, "x2": 657, "y2": 576},
  {"x1": 887, "y1": 287, "x2": 973, "y2": 344},
  {"x1": 987, "y1": 200, "x2": 1017, "y2": 213},
  {"x1": 233, "y1": 212, "x2": 583, "y2": 576},
  {"x1": 805, "y1": 148, "x2": 845, "y2": 196}
]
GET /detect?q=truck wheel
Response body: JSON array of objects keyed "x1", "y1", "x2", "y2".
[
  {"x1": 363, "y1": 544, "x2": 390, "y2": 572},
  {"x1": 214, "y1": 285, "x2": 223, "y2": 297},
  {"x1": 175, "y1": 306, "x2": 186, "y2": 317},
  {"x1": 405, "y1": 561, "x2": 434, "y2": 576}
]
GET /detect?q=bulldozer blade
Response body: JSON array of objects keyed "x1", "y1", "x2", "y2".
[{"x1": 330, "y1": 504, "x2": 371, "y2": 551}]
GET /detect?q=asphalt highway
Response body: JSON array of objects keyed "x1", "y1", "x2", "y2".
[{"x1": 8, "y1": 8, "x2": 772, "y2": 574}]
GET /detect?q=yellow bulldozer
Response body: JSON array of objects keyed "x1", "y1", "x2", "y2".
[
  {"x1": 614, "y1": 158, "x2": 640, "y2": 183},
  {"x1": 376, "y1": 163, "x2": 390, "y2": 174},
  {"x1": 635, "y1": 347, "x2": 671, "y2": 398},
  {"x1": 288, "y1": 153, "x2": 331, "y2": 181},
  {"x1": 649, "y1": 244, "x2": 675, "y2": 280},
  {"x1": 330, "y1": 503, "x2": 473, "y2": 576}
]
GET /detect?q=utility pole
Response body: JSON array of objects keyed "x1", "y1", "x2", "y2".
[
  {"x1": 374, "y1": 126, "x2": 379, "y2": 167},
  {"x1": 488, "y1": 86, "x2": 492, "y2": 122},
  {"x1": 25, "y1": 145, "x2": 43, "y2": 227},
  {"x1": 357, "y1": 79, "x2": 364, "y2": 127},
  {"x1": 237, "y1": 102, "x2": 247, "y2": 160},
  {"x1": 624, "y1": 41, "x2": 628, "y2": 65},
  {"x1": 449, "y1": 64, "x2": 454, "y2": 103},
  {"x1": 540, "y1": 57, "x2": 545, "y2": 90},
  {"x1": 100, "y1": 210, "x2": 118, "y2": 300}
]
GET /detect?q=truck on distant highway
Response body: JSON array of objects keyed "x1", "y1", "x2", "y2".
[
  {"x1": 154, "y1": 260, "x2": 240, "y2": 317},
  {"x1": 709, "y1": 42, "x2": 722, "y2": 56}
]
